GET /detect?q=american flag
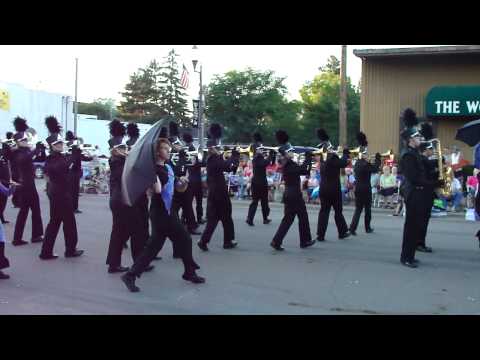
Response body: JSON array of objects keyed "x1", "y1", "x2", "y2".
[{"x1": 180, "y1": 64, "x2": 189, "y2": 89}]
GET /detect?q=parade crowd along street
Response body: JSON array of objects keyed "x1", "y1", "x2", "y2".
[{"x1": 0, "y1": 109, "x2": 477, "y2": 291}]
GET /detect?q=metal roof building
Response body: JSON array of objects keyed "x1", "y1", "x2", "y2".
[{"x1": 354, "y1": 45, "x2": 480, "y2": 162}]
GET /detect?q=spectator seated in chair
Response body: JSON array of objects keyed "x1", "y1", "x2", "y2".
[
  {"x1": 440, "y1": 177, "x2": 464, "y2": 212},
  {"x1": 379, "y1": 165, "x2": 396, "y2": 209}
]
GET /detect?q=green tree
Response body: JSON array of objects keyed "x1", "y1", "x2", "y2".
[
  {"x1": 77, "y1": 98, "x2": 119, "y2": 120},
  {"x1": 157, "y1": 49, "x2": 191, "y2": 127},
  {"x1": 118, "y1": 62, "x2": 166, "y2": 124},
  {"x1": 300, "y1": 58, "x2": 360, "y2": 147},
  {"x1": 205, "y1": 68, "x2": 302, "y2": 144},
  {"x1": 319, "y1": 55, "x2": 341, "y2": 75}
]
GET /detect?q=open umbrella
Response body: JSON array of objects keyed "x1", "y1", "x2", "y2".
[
  {"x1": 121, "y1": 119, "x2": 168, "y2": 206},
  {"x1": 455, "y1": 119, "x2": 480, "y2": 147}
]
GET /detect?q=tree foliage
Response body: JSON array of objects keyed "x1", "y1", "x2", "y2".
[
  {"x1": 157, "y1": 49, "x2": 191, "y2": 127},
  {"x1": 300, "y1": 57, "x2": 360, "y2": 147},
  {"x1": 205, "y1": 68, "x2": 302, "y2": 144},
  {"x1": 118, "y1": 49, "x2": 190, "y2": 125},
  {"x1": 77, "y1": 98, "x2": 119, "y2": 120}
]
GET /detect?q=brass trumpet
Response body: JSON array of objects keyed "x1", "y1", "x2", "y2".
[
  {"x1": 428, "y1": 138, "x2": 453, "y2": 197},
  {"x1": 221, "y1": 144, "x2": 252, "y2": 158},
  {"x1": 171, "y1": 148, "x2": 204, "y2": 165}
]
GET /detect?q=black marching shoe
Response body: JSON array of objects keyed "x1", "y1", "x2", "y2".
[
  {"x1": 263, "y1": 219, "x2": 272, "y2": 225},
  {"x1": 316, "y1": 236, "x2": 325, "y2": 242},
  {"x1": 121, "y1": 273, "x2": 140, "y2": 292},
  {"x1": 246, "y1": 219, "x2": 254, "y2": 226},
  {"x1": 223, "y1": 241, "x2": 238, "y2": 249},
  {"x1": 144, "y1": 265, "x2": 155, "y2": 272},
  {"x1": 39, "y1": 253, "x2": 59, "y2": 260},
  {"x1": 197, "y1": 241, "x2": 209, "y2": 252},
  {"x1": 401, "y1": 260, "x2": 418, "y2": 268},
  {"x1": 270, "y1": 242, "x2": 284, "y2": 251},
  {"x1": 349, "y1": 229, "x2": 357, "y2": 236},
  {"x1": 300, "y1": 240, "x2": 316, "y2": 249},
  {"x1": 198, "y1": 218, "x2": 206, "y2": 225},
  {"x1": 31, "y1": 236, "x2": 44, "y2": 243},
  {"x1": 108, "y1": 266, "x2": 129, "y2": 274},
  {"x1": 339, "y1": 231, "x2": 351, "y2": 240},
  {"x1": 416, "y1": 245, "x2": 433, "y2": 253},
  {"x1": 65, "y1": 249, "x2": 84, "y2": 258},
  {"x1": 153, "y1": 256, "x2": 162, "y2": 261},
  {"x1": 12, "y1": 240, "x2": 28, "y2": 246},
  {"x1": 74, "y1": 210, "x2": 82, "y2": 214},
  {"x1": 412, "y1": 259, "x2": 420, "y2": 264},
  {"x1": 1, "y1": 220, "x2": 9, "y2": 225},
  {"x1": 0, "y1": 271, "x2": 9, "y2": 280},
  {"x1": 366, "y1": 228, "x2": 374, "y2": 234},
  {"x1": 182, "y1": 272, "x2": 206, "y2": 284}
]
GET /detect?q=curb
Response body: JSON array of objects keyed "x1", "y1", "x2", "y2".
[{"x1": 230, "y1": 199, "x2": 466, "y2": 217}]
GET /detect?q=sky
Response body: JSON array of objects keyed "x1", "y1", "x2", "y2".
[{"x1": 0, "y1": 45, "x2": 443, "y2": 107}]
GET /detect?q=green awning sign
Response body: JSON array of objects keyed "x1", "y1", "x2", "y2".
[{"x1": 426, "y1": 86, "x2": 480, "y2": 117}]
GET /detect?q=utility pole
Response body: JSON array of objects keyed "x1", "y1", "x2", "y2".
[
  {"x1": 339, "y1": 45, "x2": 347, "y2": 146},
  {"x1": 74, "y1": 58, "x2": 79, "y2": 136},
  {"x1": 198, "y1": 64, "x2": 204, "y2": 151}
]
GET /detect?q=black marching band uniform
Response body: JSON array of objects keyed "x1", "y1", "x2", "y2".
[
  {"x1": 183, "y1": 132, "x2": 206, "y2": 225},
  {"x1": 399, "y1": 108, "x2": 441, "y2": 268},
  {"x1": 11, "y1": 117, "x2": 44, "y2": 246},
  {"x1": 270, "y1": 130, "x2": 315, "y2": 250},
  {"x1": 197, "y1": 123, "x2": 240, "y2": 251},
  {"x1": 168, "y1": 122, "x2": 200, "y2": 235},
  {"x1": 121, "y1": 126, "x2": 204, "y2": 292},
  {"x1": 106, "y1": 120, "x2": 151, "y2": 273},
  {"x1": 246, "y1": 132, "x2": 273, "y2": 226},
  {"x1": 65, "y1": 130, "x2": 92, "y2": 213},
  {"x1": 349, "y1": 132, "x2": 377, "y2": 235},
  {"x1": 0, "y1": 134, "x2": 13, "y2": 224},
  {"x1": 316, "y1": 129, "x2": 350, "y2": 241},
  {"x1": 417, "y1": 122, "x2": 437, "y2": 253},
  {"x1": 0, "y1": 134, "x2": 15, "y2": 279},
  {"x1": 39, "y1": 117, "x2": 83, "y2": 260},
  {"x1": 126, "y1": 123, "x2": 150, "y2": 261}
]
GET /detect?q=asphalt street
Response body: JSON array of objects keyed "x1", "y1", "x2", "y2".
[{"x1": 1, "y1": 181, "x2": 479, "y2": 315}]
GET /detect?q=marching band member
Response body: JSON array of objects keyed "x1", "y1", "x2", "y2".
[
  {"x1": 316, "y1": 129, "x2": 350, "y2": 242},
  {"x1": 0, "y1": 136, "x2": 13, "y2": 224},
  {"x1": 246, "y1": 132, "x2": 274, "y2": 226},
  {"x1": 65, "y1": 129, "x2": 93, "y2": 214},
  {"x1": 197, "y1": 123, "x2": 240, "y2": 252},
  {"x1": 399, "y1": 108, "x2": 442, "y2": 268},
  {"x1": 168, "y1": 122, "x2": 200, "y2": 236},
  {"x1": 270, "y1": 130, "x2": 315, "y2": 251},
  {"x1": 417, "y1": 122, "x2": 437, "y2": 253},
  {"x1": 39, "y1": 130, "x2": 83, "y2": 260},
  {"x1": 182, "y1": 132, "x2": 206, "y2": 225},
  {"x1": 0, "y1": 180, "x2": 20, "y2": 279},
  {"x1": 126, "y1": 122, "x2": 150, "y2": 261},
  {"x1": 11, "y1": 117, "x2": 44, "y2": 246},
  {"x1": 106, "y1": 120, "x2": 153, "y2": 273},
  {"x1": 349, "y1": 132, "x2": 377, "y2": 236}
]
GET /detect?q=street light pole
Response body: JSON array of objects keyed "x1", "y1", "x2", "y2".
[{"x1": 192, "y1": 45, "x2": 205, "y2": 151}]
